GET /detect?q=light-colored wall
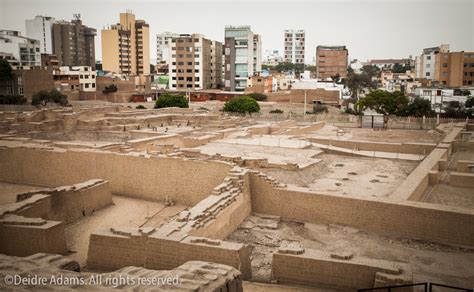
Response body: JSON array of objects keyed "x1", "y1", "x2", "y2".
[
  {"x1": 0, "y1": 147, "x2": 231, "y2": 206},
  {"x1": 249, "y1": 172, "x2": 474, "y2": 246},
  {"x1": 272, "y1": 249, "x2": 412, "y2": 289}
]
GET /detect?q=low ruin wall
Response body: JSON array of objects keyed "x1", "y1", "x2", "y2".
[
  {"x1": 0, "y1": 146, "x2": 231, "y2": 206},
  {"x1": 308, "y1": 137, "x2": 436, "y2": 155},
  {"x1": 0, "y1": 217, "x2": 67, "y2": 256},
  {"x1": 455, "y1": 160, "x2": 474, "y2": 173},
  {"x1": 391, "y1": 148, "x2": 447, "y2": 201},
  {"x1": 272, "y1": 248, "x2": 412, "y2": 290},
  {"x1": 449, "y1": 172, "x2": 474, "y2": 188},
  {"x1": 87, "y1": 228, "x2": 252, "y2": 279},
  {"x1": 249, "y1": 173, "x2": 474, "y2": 246}
]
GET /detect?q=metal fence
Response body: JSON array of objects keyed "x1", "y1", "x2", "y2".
[{"x1": 358, "y1": 282, "x2": 473, "y2": 292}]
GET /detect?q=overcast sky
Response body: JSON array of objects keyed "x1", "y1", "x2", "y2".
[{"x1": 1, "y1": 0, "x2": 473, "y2": 64}]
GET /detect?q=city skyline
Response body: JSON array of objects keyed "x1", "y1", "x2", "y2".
[{"x1": 1, "y1": 0, "x2": 473, "y2": 64}]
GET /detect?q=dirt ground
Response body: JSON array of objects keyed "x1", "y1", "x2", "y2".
[
  {"x1": 227, "y1": 214, "x2": 474, "y2": 289},
  {"x1": 258, "y1": 153, "x2": 417, "y2": 199},
  {"x1": 65, "y1": 195, "x2": 186, "y2": 267},
  {"x1": 0, "y1": 182, "x2": 45, "y2": 205}
]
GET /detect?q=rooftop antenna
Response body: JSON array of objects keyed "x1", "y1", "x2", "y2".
[{"x1": 73, "y1": 13, "x2": 81, "y2": 20}]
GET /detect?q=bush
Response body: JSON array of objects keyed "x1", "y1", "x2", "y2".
[
  {"x1": 269, "y1": 109, "x2": 283, "y2": 114},
  {"x1": 154, "y1": 93, "x2": 188, "y2": 109},
  {"x1": 248, "y1": 92, "x2": 267, "y2": 101},
  {"x1": 313, "y1": 103, "x2": 328, "y2": 114},
  {"x1": 31, "y1": 89, "x2": 68, "y2": 106},
  {"x1": 223, "y1": 96, "x2": 260, "y2": 114},
  {"x1": 136, "y1": 105, "x2": 146, "y2": 109},
  {"x1": 0, "y1": 95, "x2": 26, "y2": 105},
  {"x1": 102, "y1": 84, "x2": 118, "y2": 94},
  {"x1": 464, "y1": 97, "x2": 473, "y2": 108}
]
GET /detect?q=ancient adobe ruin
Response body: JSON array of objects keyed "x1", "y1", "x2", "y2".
[{"x1": 0, "y1": 105, "x2": 473, "y2": 291}]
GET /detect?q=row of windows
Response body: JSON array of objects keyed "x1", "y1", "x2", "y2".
[
  {"x1": 172, "y1": 77, "x2": 200, "y2": 81},
  {"x1": 172, "y1": 54, "x2": 200, "y2": 58},
  {"x1": 172, "y1": 62, "x2": 200, "y2": 65},
  {"x1": 172, "y1": 69, "x2": 200, "y2": 73}
]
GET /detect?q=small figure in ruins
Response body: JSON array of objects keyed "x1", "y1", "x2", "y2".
[{"x1": 165, "y1": 127, "x2": 168, "y2": 132}]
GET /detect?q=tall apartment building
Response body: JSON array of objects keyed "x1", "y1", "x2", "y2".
[
  {"x1": 316, "y1": 46, "x2": 348, "y2": 80},
  {"x1": 284, "y1": 29, "x2": 305, "y2": 64},
  {"x1": 224, "y1": 26, "x2": 262, "y2": 91},
  {"x1": 25, "y1": 15, "x2": 55, "y2": 54},
  {"x1": 434, "y1": 51, "x2": 474, "y2": 87},
  {"x1": 156, "y1": 32, "x2": 180, "y2": 64},
  {"x1": 52, "y1": 15, "x2": 96, "y2": 67},
  {"x1": 169, "y1": 34, "x2": 222, "y2": 90},
  {"x1": 101, "y1": 11, "x2": 150, "y2": 75},
  {"x1": 0, "y1": 30, "x2": 41, "y2": 69},
  {"x1": 414, "y1": 44, "x2": 449, "y2": 80}
]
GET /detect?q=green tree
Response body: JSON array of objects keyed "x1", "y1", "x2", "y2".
[
  {"x1": 404, "y1": 97, "x2": 434, "y2": 117},
  {"x1": 31, "y1": 89, "x2": 68, "y2": 106},
  {"x1": 223, "y1": 96, "x2": 260, "y2": 114},
  {"x1": 358, "y1": 90, "x2": 409, "y2": 116},
  {"x1": 465, "y1": 97, "x2": 474, "y2": 108},
  {"x1": 0, "y1": 59, "x2": 13, "y2": 81},
  {"x1": 154, "y1": 93, "x2": 189, "y2": 109}
]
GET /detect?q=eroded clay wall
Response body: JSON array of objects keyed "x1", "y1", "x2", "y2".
[
  {"x1": 309, "y1": 137, "x2": 436, "y2": 155},
  {"x1": 0, "y1": 147, "x2": 231, "y2": 206},
  {"x1": 249, "y1": 173, "x2": 474, "y2": 246},
  {"x1": 190, "y1": 173, "x2": 252, "y2": 240},
  {"x1": 87, "y1": 230, "x2": 252, "y2": 279},
  {"x1": 272, "y1": 249, "x2": 411, "y2": 289},
  {"x1": 391, "y1": 148, "x2": 447, "y2": 201},
  {"x1": 0, "y1": 220, "x2": 68, "y2": 256}
]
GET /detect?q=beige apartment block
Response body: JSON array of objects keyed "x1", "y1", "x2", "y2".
[
  {"x1": 316, "y1": 45, "x2": 348, "y2": 80},
  {"x1": 435, "y1": 51, "x2": 474, "y2": 87},
  {"x1": 101, "y1": 11, "x2": 149, "y2": 76},
  {"x1": 169, "y1": 34, "x2": 222, "y2": 90}
]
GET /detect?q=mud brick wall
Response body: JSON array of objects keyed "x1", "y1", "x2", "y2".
[
  {"x1": 449, "y1": 172, "x2": 474, "y2": 188},
  {"x1": 0, "y1": 220, "x2": 68, "y2": 256},
  {"x1": 455, "y1": 160, "x2": 474, "y2": 173},
  {"x1": 309, "y1": 137, "x2": 436, "y2": 155},
  {"x1": 391, "y1": 148, "x2": 447, "y2": 201},
  {"x1": 87, "y1": 229, "x2": 252, "y2": 279},
  {"x1": 0, "y1": 147, "x2": 231, "y2": 206},
  {"x1": 272, "y1": 249, "x2": 411, "y2": 290},
  {"x1": 249, "y1": 173, "x2": 474, "y2": 246}
]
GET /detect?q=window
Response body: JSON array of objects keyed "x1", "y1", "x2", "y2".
[
  {"x1": 426, "y1": 56, "x2": 431, "y2": 60},
  {"x1": 195, "y1": 77, "x2": 200, "y2": 81},
  {"x1": 92, "y1": 83, "x2": 95, "y2": 88},
  {"x1": 426, "y1": 72, "x2": 430, "y2": 77},
  {"x1": 442, "y1": 63, "x2": 448, "y2": 68},
  {"x1": 187, "y1": 62, "x2": 193, "y2": 65},
  {"x1": 85, "y1": 83, "x2": 89, "y2": 88}
]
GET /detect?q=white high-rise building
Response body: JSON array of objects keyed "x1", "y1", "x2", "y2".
[
  {"x1": 25, "y1": 15, "x2": 55, "y2": 54},
  {"x1": 156, "y1": 32, "x2": 180, "y2": 64},
  {"x1": 0, "y1": 30, "x2": 41, "y2": 69},
  {"x1": 224, "y1": 25, "x2": 262, "y2": 91},
  {"x1": 415, "y1": 44, "x2": 449, "y2": 80},
  {"x1": 284, "y1": 29, "x2": 305, "y2": 64}
]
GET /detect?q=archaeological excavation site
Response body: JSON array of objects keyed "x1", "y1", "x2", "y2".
[{"x1": 0, "y1": 103, "x2": 473, "y2": 291}]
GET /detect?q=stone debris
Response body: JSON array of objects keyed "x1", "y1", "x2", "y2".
[{"x1": 278, "y1": 242, "x2": 305, "y2": 255}]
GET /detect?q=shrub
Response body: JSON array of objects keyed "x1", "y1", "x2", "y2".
[
  {"x1": 466, "y1": 97, "x2": 474, "y2": 108},
  {"x1": 269, "y1": 109, "x2": 283, "y2": 114},
  {"x1": 223, "y1": 96, "x2": 260, "y2": 114},
  {"x1": 136, "y1": 105, "x2": 146, "y2": 109},
  {"x1": 248, "y1": 92, "x2": 267, "y2": 101},
  {"x1": 154, "y1": 93, "x2": 189, "y2": 109},
  {"x1": 0, "y1": 95, "x2": 26, "y2": 105},
  {"x1": 31, "y1": 89, "x2": 68, "y2": 106},
  {"x1": 102, "y1": 84, "x2": 118, "y2": 94}
]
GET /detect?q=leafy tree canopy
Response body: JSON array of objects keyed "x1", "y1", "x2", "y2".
[
  {"x1": 223, "y1": 96, "x2": 260, "y2": 114},
  {"x1": 31, "y1": 89, "x2": 68, "y2": 106},
  {"x1": 154, "y1": 93, "x2": 188, "y2": 109},
  {"x1": 358, "y1": 90, "x2": 409, "y2": 116},
  {"x1": 404, "y1": 97, "x2": 434, "y2": 117},
  {"x1": 0, "y1": 59, "x2": 13, "y2": 82}
]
